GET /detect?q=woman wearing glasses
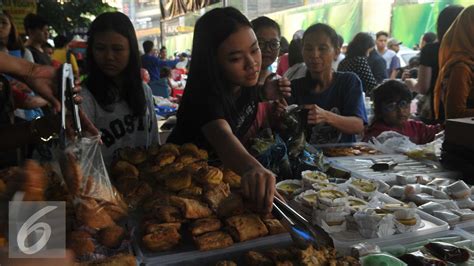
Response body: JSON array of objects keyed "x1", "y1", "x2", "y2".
[
  {"x1": 363, "y1": 80, "x2": 442, "y2": 144},
  {"x1": 286, "y1": 23, "x2": 367, "y2": 144},
  {"x1": 251, "y1": 16, "x2": 281, "y2": 85}
]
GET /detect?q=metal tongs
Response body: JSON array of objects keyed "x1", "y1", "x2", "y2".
[
  {"x1": 273, "y1": 197, "x2": 334, "y2": 248},
  {"x1": 59, "y1": 63, "x2": 82, "y2": 149}
]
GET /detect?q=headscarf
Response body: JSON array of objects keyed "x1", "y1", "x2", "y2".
[{"x1": 433, "y1": 5, "x2": 474, "y2": 119}]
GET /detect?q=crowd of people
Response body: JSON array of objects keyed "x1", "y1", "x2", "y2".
[{"x1": 0, "y1": 4, "x2": 474, "y2": 214}]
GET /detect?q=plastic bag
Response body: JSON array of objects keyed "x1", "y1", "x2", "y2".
[{"x1": 370, "y1": 131, "x2": 417, "y2": 154}]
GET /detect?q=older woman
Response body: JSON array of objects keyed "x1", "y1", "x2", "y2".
[
  {"x1": 286, "y1": 23, "x2": 367, "y2": 144},
  {"x1": 434, "y1": 5, "x2": 474, "y2": 120}
]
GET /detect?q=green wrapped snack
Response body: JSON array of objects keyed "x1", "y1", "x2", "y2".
[{"x1": 360, "y1": 253, "x2": 407, "y2": 266}]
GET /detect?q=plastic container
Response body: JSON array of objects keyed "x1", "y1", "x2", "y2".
[
  {"x1": 133, "y1": 232, "x2": 292, "y2": 265},
  {"x1": 454, "y1": 220, "x2": 474, "y2": 237},
  {"x1": 331, "y1": 193, "x2": 450, "y2": 255}
]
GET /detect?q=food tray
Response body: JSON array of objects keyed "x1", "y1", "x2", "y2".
[
  {"x1": 455, "y1": 220, "x2": 474, "y2": 238},
  {"x1": 331, "y1": 193, "x2": 449, "y2": 255},
  {"x1": 326, "y1": 154, "x2": 450, "y2": 183},
  {"x1": 132, "y1": 232, "x2": 292, "y2": 265},
  {"x1": 313, "y1": 142, "x2": 385, "y2": 158}
]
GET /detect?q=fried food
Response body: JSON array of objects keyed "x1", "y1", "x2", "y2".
[
  {"x1": 169, "y1": 196, "x2": 212, "y2": 219},
  {"x1": 77, "y1": 254, "x2": 137, "y2": 266},
  {"x1": 204, "y1": 182, "x2": 231, "y2": 210},
  {"x1": 145, "y1": 222, "x2": 181, "y2": 234},
  {"x1": 0, "y1": 179, "x2": 5, "y2": 195},
  {"x1": 215, "y1": 261, "x2": 237, "y2": 266},
  {"x1": 110, "y1": 161, "x2": 139, "y2": 179},
  {"x1": 196, "y1": 149, "x2": 209, "y2": 160},
  {"x1": 152, "y1": 205, "x2": 183, "y2": 223},
  {"x1": 155, "y1": 162, "x2": 185, "y2": 181},
  {"x1": 175, "y1": 154, "x2": 199, "y2": 165},
  {"x1": 245, "y1": 250, "x2": 273, "y2": 266},
  {"x1": 179, "y1": 143, "x2": 199, "y2": 156},
  {"x1": 222, "y1": 168, "x2": 241, "y2": 188},
  {"x1": 190, "y1": 218, "x2": 222, "y2": 236},
  {"x1": 195, "y1": 166, "x2": 223, "y2": 186},
  {"x1": 184, "y1": 162, "x2": 207, "y2": 175},
  {"x1": 119, "y1": 147, "x2": 147, "y2": 165},
  {"x1": 103, "y1": 201, "x2": 128, "y2": 222},
  {"x1": 226, "y1": 214, "x2": 269, "y2": 242},
  {"x1": 99, "y1": 224, "x2": 125, "y2": 248},
  {"x1": 76, "y1": 198, "x2": 115, "y2": 230},
  {"x1": 178, "y1": 185, "x2": 203, "y2": 198},
  {"x1": 155, "y1": 152, "x2": 176, "y2": 167},
  {"x1": 22, "y1": 160, "x2": 47, "y2": 201},
  {"x1": 159, "y1": 143, "x2": 180, "y2": 156},
  {"x1": 124, "y1": 182, "x2": 152, "y2": 208},
  {"x1": 265, "y1": 248, "x2": 295, "y2": 262},
  {"x1": 193, "y1": 231, "x2": 233, "y2": 251},
  {"x1": 165, "y1": 171, "x2": 192, "y2": 191},
  {"x1": 142, "y1": 226, "x2": 180, "y2": 252},
  {"x1": 116, "y1": 175, "x2": 139, "y2": 194},
  {"x1": 263, "y1": 219, "x2": 287, "y2": 235},
  {"x1": 147, "y1": 143, "x2": 161, "y2": 156},
  {"x1": 69, "y1": 231, "x2": 95, "y2": 257},
  {"x1": 217, "y1": 193, "x2": 245, "y2": 218}
]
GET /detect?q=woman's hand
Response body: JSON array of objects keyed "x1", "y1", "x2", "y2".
[
  {"x1": 24, "y1": 64, "x2": 61, "y2": 112},
  {"x1": 241, "y1": 166, "x2": 276, "y2": 213},
  {"x1": 273, "y1": 98, "x2": 288, "y2": 118},
  {"x1": 304, "y1": 104, "x2": 330, "y2": 125},
  {"x1": 263, "y1": 75, "x2": 291, "y2": 101}
]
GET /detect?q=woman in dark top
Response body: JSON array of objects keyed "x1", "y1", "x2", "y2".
[
  {"x1": 338, "y1": 32, "x2": 378, "y2": 95},
  {"x1": 286, "y1": 23, "x2": 367, "y2": 144},
  {"x1": 404, "y1": 5, "x2": 464, "y2": 123},
  {"x1": 167, "y1": 7, "x2": 290, "y2": 213}
]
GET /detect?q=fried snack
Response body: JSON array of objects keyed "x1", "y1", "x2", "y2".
[
  {"x1": 226, "y1": 214, "x2": 269, "y2": 242},
  {"x1": 195, "y1": 166, "x2": 223, "y2": 186},
  {"x1": 146, "y1": 222, "x2": 181, "y2": 234},
  {"x1": 193, "y1": 231, "x2": 234, "y2": 251},
  {"x1": 263, "y1": 219, "x2": 287, "y2": 235},
  {"x1": 245, "y1": 251, "x2": 273, "y2": 266},
  {"x1": 76, "y1": 198, "x2": 115, "y2": 229},
  {"x1": 178, "y1": 185, "x2": 203, "y2": 198},
  {"x1": 222, "y1": 168, "x2": 241, "y2": 188},
  {"x1": 155, "y1": 152, "x2": 176, "y2": 167},
  {"x1": 69, "y1": 231, "x2": 95, "y2": 257},
  {"x1": 196, "y1": 149, "x2": 209, "y2": 160},
  {"x1": 215, "y1": 261, "x2": 237, "y2": 266},
  {"x1": 154, "y1": 162, "x2": 185, "y2": 181},
  {"x1": 169, "y1": 196, "x2": 212, "y2": 219},
  {"x1": 125, "y1": 182, "x2": 152, "y2": 208},
  {"x1": 116, "y1": 175, "x2": 139, "y2": 193},
  {"x1": 142, "y1": 226, "x2": 180, "y2": 251},
  {"x1": 147, "y1": 143, "x2": 161, "y2": 156},
  {"x1": 265, "y1": 248, "x2": 295, "y2": 262},
  {"x1": 184, "y1": 162, "x2": 207, "y2": 175},
  {"x1": 165, "y1": 171, "x2": 192, "y2": 191},
  {"x1": 22, "y1": 160, "x2": 47, "y2": 201},
  {"x1": 0, "y1": 179, "x2": 5, "y2": 195},
  {"x1": 190, "y1": 218, "x2": 222, "y2": 236},
  {"x1": 217, "y1": 193, "x2": 245, "y2": 218},
  {"x1": 119, "y1": 147, "x2": 147, "y2": 165},
  {"x1": 62, "y1": 153, "x2": 83, "y2": 196},
  {"x1": 153, "y1": 205, "x2": 183, "y2": 223},
  {"x1": 103, "y1": 201, "x2": 128, "y2": 222},
  {"x1": 180, "y1": 143, "x2": 199, "y2": 156},
  {"x1": 99, "y1": 224, "x2": 125, "y2": 248},
  {"x1": 204, "y1": 182, "x2": 231, "y2": 210},
  {"x1": 159, "y1": 143, "x2": 180, "y2": 156},
  {"x1": 76, "y1": 254, "x2": 137, "y2": 266},
  {"x1": 110, "y1": 161, "x2": 139, "y2": 179},
  {"x1": 175, "y1": 154, "x2": 199, "y2": 165}
]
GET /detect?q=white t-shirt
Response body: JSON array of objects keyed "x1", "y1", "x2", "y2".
[
  {"x1": 378, "y1": 49, "x2": 397, "y2": 70},
  {"x1": 81, "y1": 83, "x2": 158, "y2": 166}
]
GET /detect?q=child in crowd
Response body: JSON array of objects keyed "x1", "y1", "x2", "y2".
[
  {"x1": 363, "y1": 80, "x2": 442, "y2": 144},
  {"x1": 81, "y1": 12, "x2": 158, "y2": 165}
]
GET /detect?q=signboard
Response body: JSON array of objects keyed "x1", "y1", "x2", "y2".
[
  {"x1": 160, "y1": 0, "x2": 220, "y2": 20},
  {"x1": 2, "y1": 0, "x2": 37, "y2": 34}
]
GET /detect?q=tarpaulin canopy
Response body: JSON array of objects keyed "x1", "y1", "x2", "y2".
[{"x1": 160, "y1": 0, "x2": 220, "y2": 20}]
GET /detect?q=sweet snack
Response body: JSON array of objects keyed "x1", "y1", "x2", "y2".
[
  {"x1": 179, "y1": 143, "x2": 200, "y2": 156},
  {"x1": 110, "y1": 160, "x2": 139, "y2": 178},
  {"x1": 203, "y1": 182, "x2": 231, "y2": 210},
  {"x1": 153, "y1": 205, "x2": 183, "y2": 223},
  {"x1": 316, "y1": 189, "x2": 348, "y2": 208},
  {"x1": 193, "y1": 231, "x2": 234, "y2": 251},
  {"x1": 76, "y1": 198, "x2": 115, "y2": 230},
  {"x1": 195, "y1": 166, "x2": 223, "y2": 186},
  {"x1": 190, "y1": 218, "x2": 222, "y2": 236},
  {"x1": 347, "y1": 196, "x2": 368, "y2": 213},
  {"x1": 276, "y1": 180, "x2": 302, "y2": 199},
  {"x1": 159, "y1": 143, "x2": 180, "y2": 156},
  {"x1": 263, "y1": 219, "x2": 287, "y2": 235},
  {"x1": 311, "y1": 181, "x2": 337, "y2": 192},
  {"x1": 299, "y1": 190, "x2": 318, "y2": 207},
  {"x1": 245, "y1": 250, "x2": 273, "y2": 266},
  {"x1": 301, "y1": 170, "x2": 328, "y2": 188},
  {"x1": 69, "y1": 231, "x2": 95, "y2": 257},
  {"x1": 445, "y1": 181, "x2": 471, "y2": 199},
  {"x1": 169, "y1": 195, "x2": 213, "y2": 219},
  {"x1": 178, "y1": 185, "x2": 203, "y2": 198},
  {"x1": 175, "y1": 154, "x2": 199, "y2": 165},
  {"x1": 217, "y1": 193, "x2": 245, "y2": 218},
  {"x1": 22, "y1": 160, "x2": 47, "y2": 201},
  {"x1": 222, "y1": 168, "x2": 241, "y2": 188},
  {"x1": 164, "y1": 171, "x2": 192, "y2": 191},
  {"x1": 348, "y1": 178, "x2": 378, "y2": 199},
  {"x1": 119, "y1": 147, "x2": 147, "y2": 165},
  {"x1": 142, "y1": 226, "x2": 180, "y2": 251},
  {"x1": 99, "y1": 224, "x2": 125, "y2": 248},
  {"x1": 226, "y1": 214, "x2": 269, "y2": 242},
  {"x1": 155, "y1": 152, "x2": 177, "y2": 167},
  {"x1": 145, "y1": 222, "x2": 181, "y2": 234}
]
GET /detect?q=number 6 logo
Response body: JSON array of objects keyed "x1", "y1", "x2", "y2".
[{"x1": 17, "y1": 206, "x2": 57, "y2": 255}]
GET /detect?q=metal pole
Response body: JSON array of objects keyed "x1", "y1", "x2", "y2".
[{"x1": 223, "y1": 0, "x2": 228, "y2": 7}]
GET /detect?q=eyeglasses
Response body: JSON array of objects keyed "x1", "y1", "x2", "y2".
[
  {"x1": 383, "y1": 100, "x2": 410, "y2": 113},
  {"x1": 258, "y1": 40, "x2": 280, "y2": 51}
]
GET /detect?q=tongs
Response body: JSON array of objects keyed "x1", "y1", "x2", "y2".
[
  {"x1": 273, "y1": 197, "x2": 334, "y2": 248},
  {"x1": 59, "y1": 63, "x2": 82, "y2": 149}
]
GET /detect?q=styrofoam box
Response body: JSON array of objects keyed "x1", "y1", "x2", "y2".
[{"x1": 331, "y1": 193, "x2": 449, "y2": 255}]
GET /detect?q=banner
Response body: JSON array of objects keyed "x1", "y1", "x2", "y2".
[
  {"x1": 160, "y1": 0, "x2": 220, "y2": 20},
  {"x1": 2, "y1": 0, "x2": 37, "y2": 34}
]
